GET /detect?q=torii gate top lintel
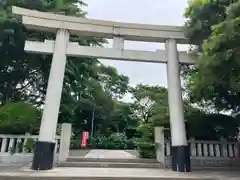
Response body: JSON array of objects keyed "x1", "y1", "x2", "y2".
[{"x1": 12, "y1": 6, "x2": 188, "y2": 44}]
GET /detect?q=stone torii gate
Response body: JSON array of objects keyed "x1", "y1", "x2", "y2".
[{"x1": 12, "y1": 6, "x2": 195, "y2": 172}]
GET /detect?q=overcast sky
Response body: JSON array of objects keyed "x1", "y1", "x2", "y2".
[{"x1": 84, "y1": 0, "x2": 188, "y2": 101}]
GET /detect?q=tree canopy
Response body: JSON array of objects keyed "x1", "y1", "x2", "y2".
[
  {"x1": 184, "y1": 0, "x2": 240, "y2": 113},
  {"x1": 0, "y1": 0, "x2": 130, "y2": 135},
  {"x1": 0, "y1": 101, "x2": 40, "y2": 134}
]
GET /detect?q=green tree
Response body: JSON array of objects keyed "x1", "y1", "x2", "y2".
[
  {"x1": 131, "y1": 85, "x2": 168, "y2": 123},
  {"x1": 0, "y1": 0, "x2": 86, "y2": 105},
  {"x1": 184, "y1": 0, "x2": 240, "y2": 112},
  {"x1": 186, "y1": 113, "x2": 239, "y2": 140},
  {"x1": 99, "y1": 65, "x2": 129, "y2": 99},
  {"x1": 184, "y1": 0, "x2": 234, "y2": 47},
  {"x1": 108, "y1": 101, "x2": 138, "y2": 133},
  {"x1": 132, "y1": 84, "x2": 238, "y2": 142},
  {"x1": 0, "y1": 101, "x2": 41, "y2": 134},
  {"x1": 0, "y1": 0, "x2": 130, "y2": 137},
  {"x1": 59, "y1": 61, "x2": 129, "y2": 135}
]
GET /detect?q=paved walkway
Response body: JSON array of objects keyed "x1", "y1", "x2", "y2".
[
  {"x1": 84, "y1": 149, "x2": 137, "y2": 159},
  {"x1": 0, "y1": 167, "x2": 239, "y2": 179}
]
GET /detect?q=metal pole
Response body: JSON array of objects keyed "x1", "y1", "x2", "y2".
[{"x1": 91, "y1": 106, "x2": 95, "y2": 138}]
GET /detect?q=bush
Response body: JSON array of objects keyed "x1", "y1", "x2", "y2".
[
  {"x1": 91, "y1": 133, "x2": 137, "y2": 149},
  {"x1": 136, "y1": 138, "x2": 155, "y2": 159},
  {"x1": 135, "y1": 123, "x2": 155, "y2": 158},
  {"x1": 138, "y1": 144, "x2": 155, "y2": 158},
  {"x1": 0, "y1": 102, "x2": 41, "y2": 134},
  {"x1": 126, "y1": 138, "x2": 137, "y2": 149},
  {"x1": 70, "y1": 133, "x2": 137, "y2": 150},
  {"x1": 70, "y1": 135, "x2": 82, "y2": 149}
]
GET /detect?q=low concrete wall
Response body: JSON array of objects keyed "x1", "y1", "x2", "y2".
[
  {"x1": 125, "y1": 150, "x2": 240, "y2": 167},
  {"x1": 0, "y1": 150, "x2": 239, "y2": 168},
  {"x1": 0, "y1": 153, "x2": 59, "y2": 165},
  {"x1": 165, "y1": 156, "x2": 240, "y2": 167},
  {"x1": 125, "y1": 149, "x2": 240, "y2": 167},
  {"x1": 0, "y1": 153, "x2": 32, "y2": 165}
]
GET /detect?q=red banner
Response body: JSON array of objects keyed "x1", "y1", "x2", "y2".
[{"x1": 81, "y1": 131, "x2": 89, "y2": 148}]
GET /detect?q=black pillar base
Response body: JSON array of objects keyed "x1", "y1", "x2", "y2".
[
  {"x1": 171, "y1": 145, "x2": 191, "y2": 172},
  {"x1": 31, "y1": 141, "x2": 55, "y2": 170}
]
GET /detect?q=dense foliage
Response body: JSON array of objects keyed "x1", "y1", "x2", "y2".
[
  {"x1": 0, "y1": 0, "x2": 130, "y2": 136},
  {"x1": 71, "y1": 133, "x2": 137, "y2": 150},
  {"x1": 0, "y1": 102, "x2": 40, "y2": 134},
  {"x1": 184, "y1": 0, "x2": 240, "y2": 113}
]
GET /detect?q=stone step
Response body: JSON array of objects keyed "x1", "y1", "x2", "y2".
[
  {"x1": 58, "y1": 161, "x2": 163, "y2": 168},
  {"x1": 0, "y1": 167, "x2": 230, "y2": 180},
  {"x1": 67, "y1": 157, "x2": 157, "y2": 163},
  {"x1": 0, "y1": 175, "x2": 218, "y2": 180}
]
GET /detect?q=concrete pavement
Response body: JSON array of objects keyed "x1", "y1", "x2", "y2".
[
  {"x1": 0, "y1": 167, "x2": 239, "y2": 179},
  {"x1": 84, "y1": 149, "x2": 137, "y2": 159}
]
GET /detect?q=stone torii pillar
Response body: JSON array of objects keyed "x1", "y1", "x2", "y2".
[
  {"x1": 32, "y1": 29, "x2": 69, "y2": 170},
  {"x1": 165, "y1": 39, "x2": 191, "y2": 172}
]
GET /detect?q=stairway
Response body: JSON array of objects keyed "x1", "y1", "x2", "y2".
[
  {"x1": 58, "y1": 157, "x2": 164, "y2": 168},
  {"x1": 0, "y1": 150, "x2": 234, "y2": 179}
]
